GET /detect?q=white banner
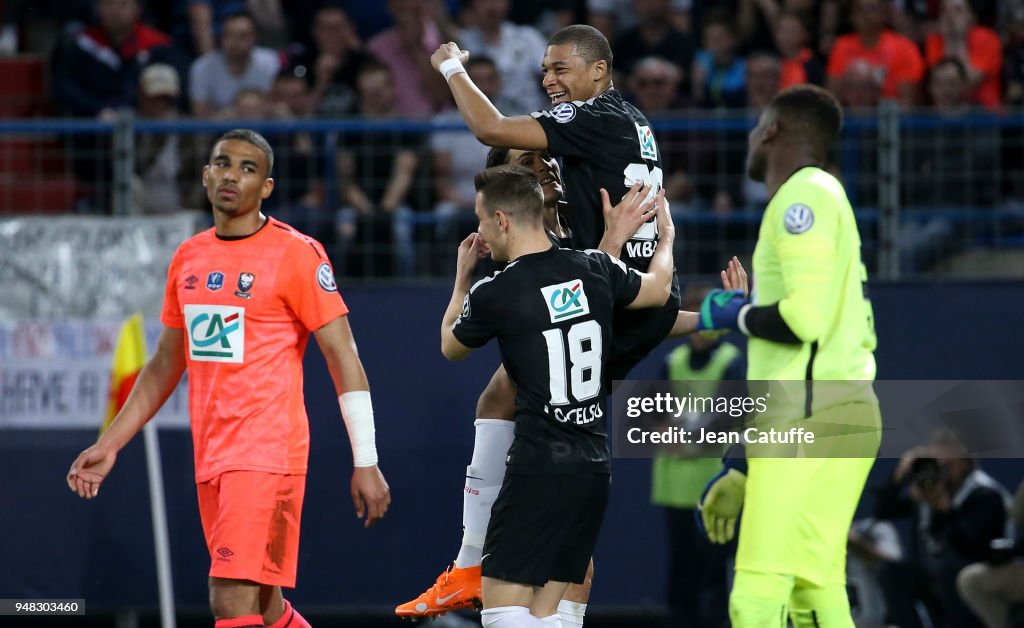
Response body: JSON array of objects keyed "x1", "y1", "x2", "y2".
[
  {"x1": 0, "y1": 213, "x2": 198, "y2": 321},
  {"x1": 0, "y1": 320, "x2": 189, "y2": 429}
]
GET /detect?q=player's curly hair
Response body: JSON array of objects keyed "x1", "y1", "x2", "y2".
[
  {"x1": 213, "y1": 128, "x2": 274, "y2": 175},
  {"x1": 548, "y1": 24, "x2": 613, "y2": 69},
  {"x1": 474, "y1": 165, "x2": 544, "y2": 222}
]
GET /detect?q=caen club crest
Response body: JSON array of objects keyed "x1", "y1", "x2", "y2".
[{"x1": 235, "y1": 272, "x2": 255, "y2": 298}]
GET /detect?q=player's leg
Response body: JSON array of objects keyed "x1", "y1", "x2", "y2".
[
  {"x1": 396, "y1": 365, "x2": 516, "y2": 617},
  {"x1": 729, "y1": 570, "x2": 794, "y2": 627},
  {"x1": 532, "y1": 579, "x2": 571, "y2": 626},
  {"x1": 557, "y1": 560, "x2": 593, "y2": 627},
  {"x1": 209, "y1": 577, "x2": 263, "y2": 625},
  {"x1": 480, "y1": 577, "x2": 548, "y2": 627},
  {"x1": 259, "y1": 586, "x2": 311, "y2": 628},
  {"x1": 201, "y1": 472, "x2": 305, "y2": 625},
  {"x1": 788, "y1": 577, "x2": 855, "y2": 628},
  {"x1": 459, "y1": 364, "x2": 517, "y2": 568}
]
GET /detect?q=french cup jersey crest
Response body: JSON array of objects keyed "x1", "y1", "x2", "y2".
[
  {"x1": 531, "y1": 90, "x2": 665, "y2": 272},
  {"x1": 452, "y1": 247, "x2": 642, "y2": 474},
  {"x1": 161, "y1": 217, "x2": 349, "y2": 482}
]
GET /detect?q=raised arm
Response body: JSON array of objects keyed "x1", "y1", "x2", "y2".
[
  {"x1": 627, "y1": 191, "x2": 675, "y2": 309},
  {"x1": 314, "y1": 315, "x2": 391, "y2": 528},
  {"x1": 67, "y1": 326, "x2": 187, "y2": 499},
  {"x1": 430, "y1": 43, "x2": 549, "y2": 150}
]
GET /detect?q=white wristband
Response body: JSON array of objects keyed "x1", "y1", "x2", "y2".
[
  {"x1": 339, "y1": 391, "x2": 378, "y2": 467},
  {"x1": 737, "y1": 303, "x2": 753, "y2": 336},
  {"x1": 439, "y1": 58, "x2": 466, "y2": 82}
]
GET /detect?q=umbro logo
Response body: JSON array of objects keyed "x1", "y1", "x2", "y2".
[{"x1": 216, "y1": 547, "x2": 234, "y2": 559}]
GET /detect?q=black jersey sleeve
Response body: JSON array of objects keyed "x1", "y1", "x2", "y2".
[
  {"x1": 531, "y1": 100, "x2": 613, "y2": 159},
  {"x1": 586, "y1": 249, "x2": 643, "y2": 308},
  {"x1": 451, "y1": 278, "x2": 500, "y2": 348}
]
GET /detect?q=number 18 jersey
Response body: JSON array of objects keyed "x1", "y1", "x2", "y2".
[{"x1": 452, "y1": 247, "x2": 641, "y2": 475}]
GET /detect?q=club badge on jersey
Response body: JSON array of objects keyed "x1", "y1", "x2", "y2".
[{"x1": 234, "y1": 272, "x2": 255, "y2": 298}]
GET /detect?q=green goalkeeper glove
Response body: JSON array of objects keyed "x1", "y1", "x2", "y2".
[{"x1": 698, "y1": 468, "x2": 747, "y2": 544}]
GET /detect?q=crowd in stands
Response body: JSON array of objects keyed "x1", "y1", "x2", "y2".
[{"x1": 2, "y1": 0, "x2": 1023, "y2": 273}]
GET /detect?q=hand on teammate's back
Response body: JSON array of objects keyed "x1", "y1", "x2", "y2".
[
  {"x1": 600, "y1": 182, "x2": 655, "y2": 248},
  {"x1": 67, "y1": 444, "x2": 118, "y2": 499},
  {"x1": 654, "y1": 188, "x2": 673, "y2": 244},
  {"x1": 351, "y1": 466, "x2": 391, "y2": 528}
]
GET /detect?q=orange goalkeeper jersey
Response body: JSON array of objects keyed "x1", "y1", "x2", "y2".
[{"x1": 161, "y1": 217, "x2": 348, "y2": 482}]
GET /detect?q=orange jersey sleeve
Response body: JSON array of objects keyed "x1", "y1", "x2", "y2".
[
  {"x1": 161, "y1": 248, "x2": 186, "y2": 329},
  {"x1": 277, "y1": 234, "x2": 349, "y2": 332},
  {"x1": 826, "y1": 35, "x2": 856, "y2": 78}
]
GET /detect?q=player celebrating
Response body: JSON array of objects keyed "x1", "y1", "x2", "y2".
[
  {"x1": 396, "y1": 143, "x2": 745, "y2": 622},
  {"x1": 695, "y1": 85, "x2": 881, "y2": 627},
  {"x1": 440, "y1": 165, "x2": 675, "y2": 628},
  {"x1": 66, "y1": 129, "x2": 391, "y2": 628}
]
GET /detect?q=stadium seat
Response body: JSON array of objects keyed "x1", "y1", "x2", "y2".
[{"x1": 0, "y1": 55, "x2": 45, "y2": 118}]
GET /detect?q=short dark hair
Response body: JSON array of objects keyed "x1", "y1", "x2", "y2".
[
  {"x1": 548, "y1": 24, "x2": 613, "y2": 68},
  {"x1": 485, "y1": 146, "x2": 511, "y2": 168},
  {"x1": 474, "y1": 165, "x2": 544, "y2": 223},
  {"x1": 357, "y1": 58, "x2": 391, "y2": 80},
  {"x1": 466, "y1": 55, "x2": 498, "y2": 73},
  {"x1": 222, "y1": 10, "x2": 256, "y2": 28},
  {"x1": 212, "y1": 128, "x2": 274, "y2": 175},
  {"x1": 769, "y1": 84, "x2": 843, "y2": 157},
  {"x1": 931, "y1": 56, "x2": 968, "y2": 82}
]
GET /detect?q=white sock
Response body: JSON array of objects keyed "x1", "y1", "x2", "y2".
[
  {"x1": 455, "y1": 418, "x2": 514, "y2": 568},
  {"x1": 557, "y1": 600, "x2": 587, "y2": 627},
  {"x1": 540, "y1": 614, "x2": 564, "y2": 626},
  {"x1": 481, "y1": 606, "x2": 546, "y2": 627}
]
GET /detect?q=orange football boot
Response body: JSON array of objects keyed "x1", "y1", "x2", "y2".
[{"x1": 395, "y1": 563, "x2": 482, "y2": 619}]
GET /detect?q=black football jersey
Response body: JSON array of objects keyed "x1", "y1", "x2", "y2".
[
  {"x1": 452, "y1": 246, "x2": 642, "y2": 474},
  {"x1": 532, "y1": 89, "x2": 665, "y2": 272}
]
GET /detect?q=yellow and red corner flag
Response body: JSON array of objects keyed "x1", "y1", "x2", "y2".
[{"x1": 102, "y1": 313, "x2": 148, "y2": 434}]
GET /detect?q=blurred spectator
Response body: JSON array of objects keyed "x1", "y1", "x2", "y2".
[
  {"x1": 189, "y1": 11, "x2": 280, "y2": 117},
  {"x1": 612, "y1": 0, "x2": 695, "y2": 85},
  {"x1": 284, "y1": 5, "x2": 369, "y2": 117},
  {"x1": 1006, "y1": 5, "x2": 1024, "y2": 106},
  {"x1": 692, "y1": 12, "x2": 747, "y2": 109},
  {"x1": 900, "y1": 57, "x2": 999, "y2": 271},
  {"x1": 904, "y1": 57, "x2": 999, "y2": 207},
  {"x1": 431, "y1": 56, "x2": 508, "y2": 246},
  {"x1": 0, "y1": 0, "x2": 93, "y2": 55},
  {"x1": 587, "y1": 0, "x2": 693, "y2": 40},
  {"x1": 924, "y1": 0, "x2": 1002, "y2": 109},
  {"x1": 505, "y1": 0, "x2": 575, "y2": 37},
  {"x1": 182, "y1": 0, "x2": 285, "y2": 57},
  {"x1": 133, "y1": 63, "x2": 205, "y2": 213},
  {"x1": 736, "y1": 0, "x2": 840, "y2": 54},
  {"x1": 217, "y1": 87, "x2": 325, "y2": 236},
  {"x1": 774, "y1": 10, "x2": 825, "y2": 88},
  {"x1": 367, "y1": 0, "x2": 450, "y2": 117},
  {"x1": 875, "y1": 431, "x2": 1011, "y2": 628},
  {"x1": 652, "y1": 282, "x2": 742, "y2": 628},
  {"x1": 826, "y1": 0, "x2": 924, "y2": 108},
  {"x1": 837, "y1": 59, "x2": 884, "y2": 108},
  {"x1": 740, "y1": 53, "x2": 781, "y2": 207},
  {"x1": 337, "y1": 61, "x2": 421, "y2": 276},
  {"x1": 628, "y1": 56, "x2": 686, "y2": 111},
  {"x1": 956, "y1": 480, "x2": 1024, "y2": 628},
  {"x1": 847, "y1": 517, "x2": 903, "y2": 627},
  {"x1": 51, "y1": 0, "x2": 179, "y2": 118},
  {"x1": 457, "y1": 0, "x2": 548, "y2": 114},
  {"x1": 270, "y1": 69, "x2": 311, "y2": 117}
]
